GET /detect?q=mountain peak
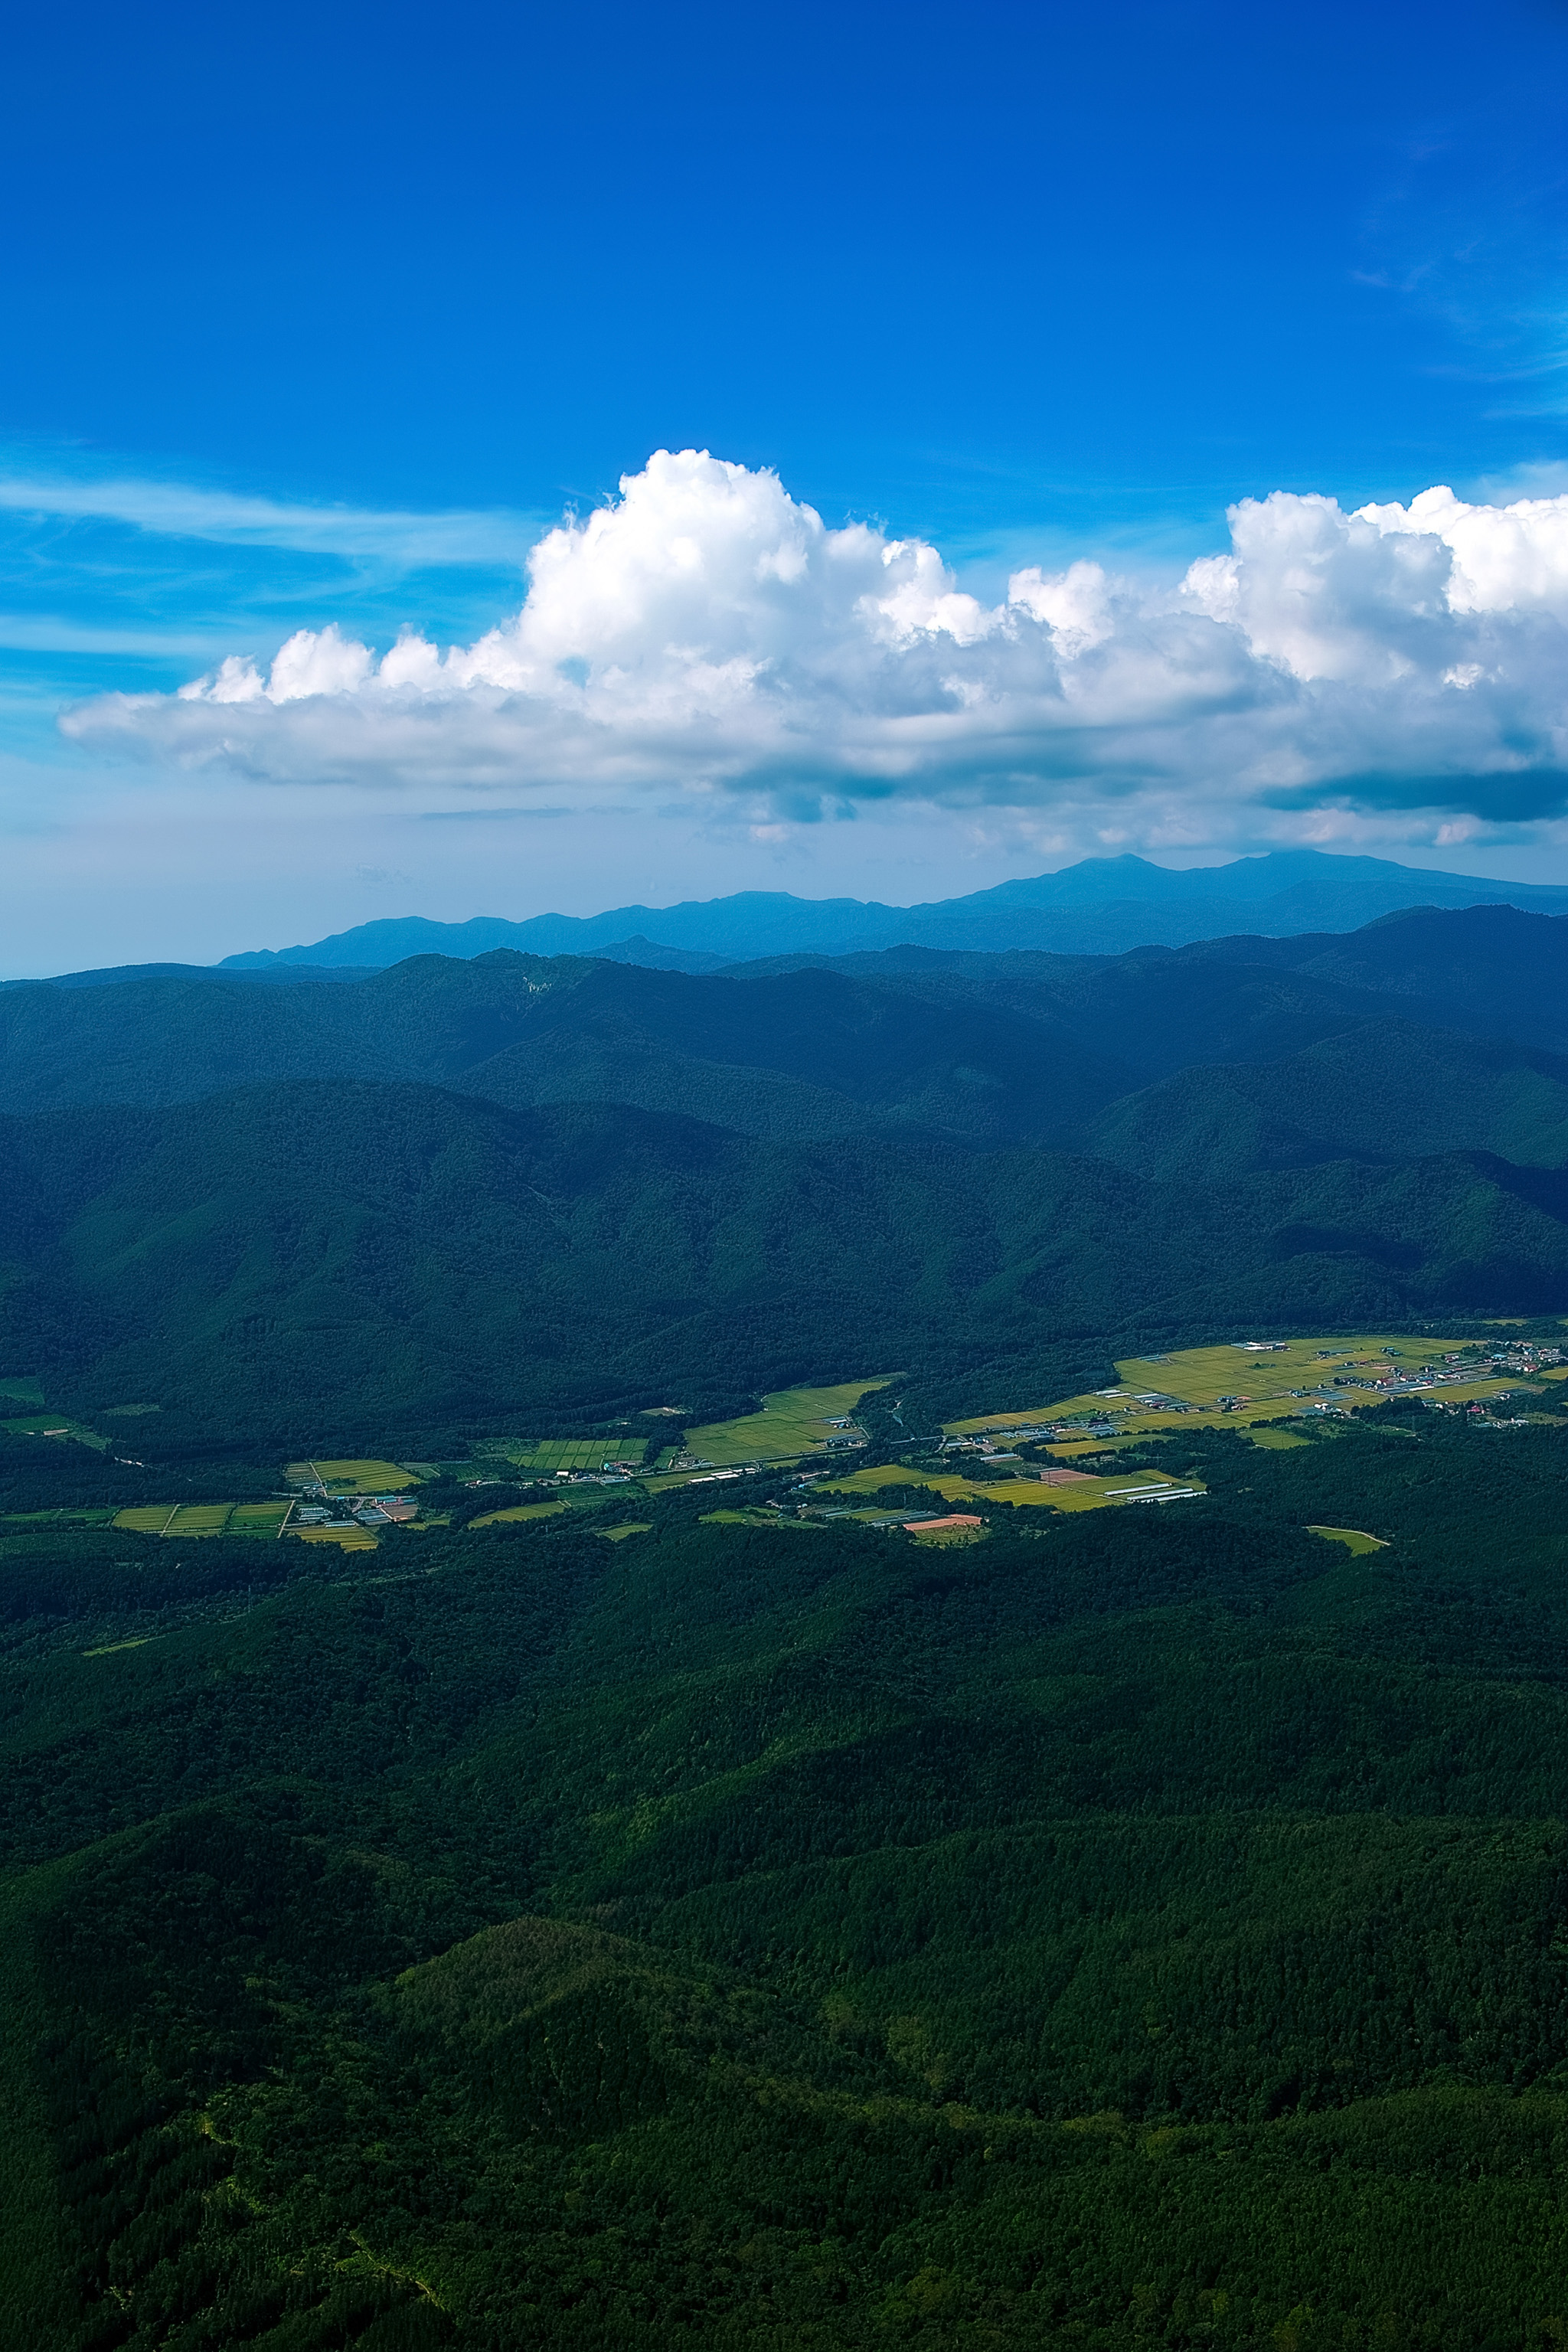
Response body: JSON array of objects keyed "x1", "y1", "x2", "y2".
[{"x1": 215, "y1": 851, "x2": 1568, "y2": 975}]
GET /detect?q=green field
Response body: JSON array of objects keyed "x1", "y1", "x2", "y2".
[
  {"x1": 113, "y1": 1504, "x2": 230, "y2": 1538},
  {"x1": 285, "y1": 1458, "x2": 422, "y2": 1491},
  {"x1": 2, "y1": 1415, "x2": 106, "y2": 1451},
  {"x1": 680, "y1": 1377, "x2": 896, "y2": 1468},
  {"x1": 949, "y1": 1333, "x2": 1536, "y2": 1447},
  {"x1": 1308, "y1": 1524, "x2": 1390, "y2": 1553},
  {"x1": 230, "y1": 1502, "x2": 292, "y2": 1534},
  {"x1": 110, "y1": 1501, "x2": 292, "y2": 1539},
  {"x1": 488, "y1": 1437, "x2": 649, "y2": 1474},
  {"x1": 113, "y1": 1504, "x2": 185, "y2": 1534},
  {"x1": 469, "y1": 1500, "x2": 571, "y2": 1527},
  {"x1": 470, "y1": 1490, "x2": 657, "y2": 1528}
]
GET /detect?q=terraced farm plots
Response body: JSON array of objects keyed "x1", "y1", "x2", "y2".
[{"x1": 947, "y1": 1333, "x2": 1565, "y2": 1450}]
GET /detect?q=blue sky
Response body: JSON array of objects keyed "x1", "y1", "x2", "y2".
[{"x1": 3, "y1": 0, "x2": 1568, "y2": 971}]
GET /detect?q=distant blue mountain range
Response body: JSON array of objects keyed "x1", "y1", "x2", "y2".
[{"x1": 218, "y1": 851, "x2": 1568, "y2": 972}]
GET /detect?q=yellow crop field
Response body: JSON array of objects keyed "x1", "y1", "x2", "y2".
[
  {"x1": 815, "y1": 1463, "x2": 1206, "y2": 1515},
  {"x1": 162, "y1": 1506, "x2": 234, "y2": 1537},
  {"x1": 286, "y1": 1459, "x2": 420, "y2": 1492},
  {"x1": 291, "y1": 1526, "x2": 378, "y2": 1550},
  {"x1": 947, "y1": 1334, "x2": 1530, "y2": 1448},
  {"x1": 112, "y1": 1501, "x2": 295, "y2": 1538},
  {"x1": 681, "y1": 1377, "x2": 897, "y2": 1468},
  {"x1": 113, "y1": 1504, "x2": 234, "y2": 1537}
]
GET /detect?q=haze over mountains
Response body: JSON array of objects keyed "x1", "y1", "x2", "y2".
[{"x1": 214, "y1": 849, "x2": 1568, "y2": 973}]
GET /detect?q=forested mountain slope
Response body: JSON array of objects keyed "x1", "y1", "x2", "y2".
[
  {"x1": 10, "y1": 1410, "x2": 1568, "y2": 2348},
  {"x1": 7, "y1": 890, "x2": 1568, "y2": 2347},
  {"x1": 1089, "y1": 1023, "x2": 1568, "y2": 1180},
  {"x1": 5, "y1": 907, "x2": 1566, "y2": 1146},
  {"x1": 0, "y1": 949, "x2": 1129, "y2": 1140},
  {"x1": 1161, "y1": 903, "x2": 1568, "y2": 1053},
  {"x1": 733, "y1": 905, "x2": 1568, "y2": 1067},
  {"x1": 3, "y1": 1080, "x2": 1567, "y2": 1446}
]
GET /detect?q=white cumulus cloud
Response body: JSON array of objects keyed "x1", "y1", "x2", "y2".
[{"x1": 62, "y1": 449, "x2": 1568, "y2": 841}]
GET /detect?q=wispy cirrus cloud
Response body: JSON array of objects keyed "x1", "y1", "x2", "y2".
[
  {"x1": 0, "y1": 469, "x2": 544, "y2": 570},
  {"x1": 63, "y1": 449, "x2": 1568, "y2": 852},
  {"x1": 0, "y1": 612, "x2": 234, "y2": 658}
]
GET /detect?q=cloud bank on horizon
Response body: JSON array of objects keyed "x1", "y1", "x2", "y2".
[{"x1": 65, "y1": 449, "x2": 1568, "y2": 853}]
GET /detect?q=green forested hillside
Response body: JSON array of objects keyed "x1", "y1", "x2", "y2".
[
  {"x1": 6, "y1": 906, "x2": 1567, "y2": 1142},
  {"x1": 1179, "y1": 903, "x2": 1568, "y2": 1050},
  {"x1": 735, "y1": 903, "x2": 1568, "y2": 1068},
  {"x1": 1089, "y1": 1022, "x2": 1568, "y2": 1179},
  {"x1": 3, "y1": 1080, "x2": 1567, "y2": 1445},
  {"x1": 0, "y1": 949, "x2": 1129, "y2": 1143},
  {"x1": 5, "y1": 906, "x2": 1568, "y2": 2344},
  {"x1": 8, "y1": 1407, "x2": 1568, "y2": 2347}
]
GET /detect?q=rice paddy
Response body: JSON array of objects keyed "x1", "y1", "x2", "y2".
[
  {"x1": 230, "y1": 1504, "x2": 292, "y2": 1534},
  {"x1": 814, "y1": 1462, "x2": 1206, "y2": 1515},
  {"x1": 479, "y1": 1438, "x2": 649, "y2": 1475},
  {"x1": 680, "y1": 1377, "x2": 896, "y2": 1468},
  {"x1": 285, "y1": 1459, "x2": 422, "y2": 1491},
  {"x1": 111, "y1": 1501, "x2": 293, "y2": 1538},
  {"x1": 947, "y1": 1334, "x2": 1537, "y2": 1449}
]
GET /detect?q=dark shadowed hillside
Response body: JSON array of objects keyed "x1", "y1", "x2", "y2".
[
  {"x1": 6, "y1": 906, "x2": 1567, "y2": 1148},
  {"x1": 1089, "y1": 1023, "x2": 1568, "y2": 1181},
  {"x1": 0, "y1": 949, "x2": 1130, "y2": 1144},
  {"x1": 1157, "y1": 903, "x2": 1568, "y2": 1054}
]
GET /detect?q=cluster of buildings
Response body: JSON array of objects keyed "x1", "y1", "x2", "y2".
[{"x1": 292, "y1": 1489, "x2": 418, "y2": 1530}]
